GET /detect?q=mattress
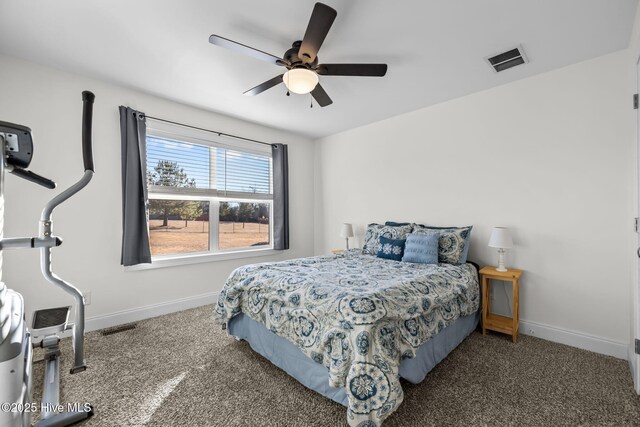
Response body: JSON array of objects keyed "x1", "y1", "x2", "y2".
[{"x1": 216, "y1": 251, "x2": 480, "y2": 427}]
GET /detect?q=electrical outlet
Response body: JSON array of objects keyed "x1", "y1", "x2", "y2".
[{"x1": 84, "y1": 291, "x2": 92, "y2": 306}]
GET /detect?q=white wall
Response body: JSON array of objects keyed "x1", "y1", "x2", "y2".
[
  {"x1": 0, "y1": 54, "x2": 314, "y2": 325},
  {"x1": 314, "y1": 50, "x2": 633, "y2": 353}
]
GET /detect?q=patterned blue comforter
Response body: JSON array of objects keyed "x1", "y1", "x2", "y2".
[{"x1": 215, "y1": 251, "x2": 479, "y2": 426}]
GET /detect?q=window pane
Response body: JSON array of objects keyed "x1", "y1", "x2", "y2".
[
  {"x1": 219, "y1": 202, "x2": 270, "y2": 250},
  {"x1": 147, "y1": 136, "x2": 211, "y2": 189},
  {"x1": 149, "y1": 199, "x2": 209, "y2": 255},
  {"x1": 217, "y1": 150, "x2": 272, "y2": 195},
  {"x1": 146, "y1": 135, "x2": 272, "y2": 196}
]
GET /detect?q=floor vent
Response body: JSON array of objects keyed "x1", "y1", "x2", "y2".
[
  {"x1": 101, "y1": 323, "x2": 137, "y2": 336},
  {"x1": 485, "y1": 46, "x2": 528, "y2": 73}
]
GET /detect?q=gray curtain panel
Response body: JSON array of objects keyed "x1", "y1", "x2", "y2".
[
  {"x1": 272, "y1": 144, "x2": 289, "y2": 250},
  {"x1": 119, "y1": 106, "x2": 152, "y2": 266}
]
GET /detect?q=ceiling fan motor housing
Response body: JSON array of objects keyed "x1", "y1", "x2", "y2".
[{"x1": 284, "y1": 41, "x2": 318, "y2": 69}]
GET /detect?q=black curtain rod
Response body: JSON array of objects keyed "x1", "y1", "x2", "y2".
[{"x1": 143, "y1": 114, "x2": 275, "y2": 147}]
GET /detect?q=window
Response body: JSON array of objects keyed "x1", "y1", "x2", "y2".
[{"x1": 145, "y1": 121, "x2": 273, "y2": 259}]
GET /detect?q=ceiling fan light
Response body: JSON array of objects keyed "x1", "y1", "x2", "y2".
[{"x1": 283, "y1": 69, "x2": 319, "y2": 94}]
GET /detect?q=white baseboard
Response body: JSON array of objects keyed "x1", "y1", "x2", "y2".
[
  {"x1": 520, "y1": 319, "x2": 628, "y2": 360},
  {"x1": 85, "y1": 291, "x2": 219, "y2": 332},
  {"x1": 82, "y1": 293, "x2": 628, "y2": 361}
]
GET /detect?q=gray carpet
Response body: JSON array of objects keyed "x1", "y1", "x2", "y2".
[{"x1": 32, "y1": 305, "x2": 640, "y2": 426}]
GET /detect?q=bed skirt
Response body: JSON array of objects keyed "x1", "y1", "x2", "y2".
[{"x1": 228, "y1": 310, "x2": 480, "y2": 407}]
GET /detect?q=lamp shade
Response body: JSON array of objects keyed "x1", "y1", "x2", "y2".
[
  {"x1": 488, "y1": 227, "x2": 513, "y2": 249},
  {"x1": 283, "y1": 69, "x2": 319, "y2": 94},
  {"x1": 340, "y1": 223, "x2": 354, "y2": 238}
]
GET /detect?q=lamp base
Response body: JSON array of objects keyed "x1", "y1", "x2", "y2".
[{"x1": 496, "y1": 248, "x2": 508, "y2": 272}]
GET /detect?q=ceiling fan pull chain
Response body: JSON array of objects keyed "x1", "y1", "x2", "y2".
[{"x1": 310, "y1": 94, "x2": 313, "y2": 109}]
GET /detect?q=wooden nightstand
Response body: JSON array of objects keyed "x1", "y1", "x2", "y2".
[
  {"x1": 332, "y1": 249, "x2": 345, "y2": 255},
  {"x1": 480, "y1": 266, "x2": 523, "y2": 343}
]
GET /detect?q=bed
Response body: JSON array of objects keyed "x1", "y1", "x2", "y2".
[{"x1": 215, "y1": 250, "x2": 480, "y2": 427}]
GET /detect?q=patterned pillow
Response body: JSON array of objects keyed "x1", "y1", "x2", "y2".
[
  {"x1": 413, "y1": 225, "x2": 472, "y2": 264},
  {"x1": 377, "y1": 236, "x2": 406, "y2": 261},
  {"x1": 402, "y1": 233, "x2": 439, "y2": 264},
  {"x1": 362, "y1": 223, "x2": 413, "y2": 255},
  {"x1": 385, "y1": 221, "x2": 411, "y2": 226}
]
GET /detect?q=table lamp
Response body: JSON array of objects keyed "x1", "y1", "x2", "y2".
[
  {"x1": 488, "y1": 227, "x2": 513, "y2": 272},
  {"x1": 340, "y1": 223, "x2": 354, "y2": 250}
]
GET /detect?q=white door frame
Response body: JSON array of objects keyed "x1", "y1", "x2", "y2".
[{"x1": 634, "y1": 54, "x2": 640, "y2": 394}]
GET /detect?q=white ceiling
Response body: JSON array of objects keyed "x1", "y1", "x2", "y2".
[{"x1": 0, "y1": 0, "x2": 637, "y2": 138}]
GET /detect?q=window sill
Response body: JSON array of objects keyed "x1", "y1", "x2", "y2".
[{"x1": 124, "y1": 247, "x2": 281, "y2": 271}]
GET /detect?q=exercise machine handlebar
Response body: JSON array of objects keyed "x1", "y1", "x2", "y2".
[
  {"x1": 81, "y1": 91, "x2": 95, "y2": 173},
  {"x1": 7, "y1": 168, "x2": 56, "y2": 189},
  {"x1": 38, "y1": 90, "x2": 96, "y2": 373},
  {"x1": 41, "y1": 91, "x2": 95, "y2": 222}
]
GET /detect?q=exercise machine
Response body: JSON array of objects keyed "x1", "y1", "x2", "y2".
[
  {"x1": 0, "y1": 91, "x2": 96, "y2": 426},
  {"x1": 0, "y1": 90, "x2": 95, "y2": 426}
]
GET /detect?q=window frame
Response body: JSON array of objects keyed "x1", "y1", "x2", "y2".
[{"x1": 141, "y1": 120, "x2": 275, "y2": 267}]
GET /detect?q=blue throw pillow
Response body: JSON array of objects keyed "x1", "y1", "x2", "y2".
[
  {"x1": 377, "y1": 236, "x2": 405, "y2": 261},
  {"x1": 402, "y1": 233, "x2": 439, "y2": 264},
  {"x1": 413, "y1": 225, "x2": 472, "y2": 264}
]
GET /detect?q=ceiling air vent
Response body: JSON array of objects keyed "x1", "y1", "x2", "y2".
[{"x1": 485, "y1": 46, "x2": 528, "y2": 73}]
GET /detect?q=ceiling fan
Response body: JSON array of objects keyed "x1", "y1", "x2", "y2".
[{"x1": 208, "y1": 2, "x2": 388, "y2": 107}]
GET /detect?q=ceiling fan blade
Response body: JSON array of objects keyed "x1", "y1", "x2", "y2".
[
  {"x1": 316, "y1": 64, "x2": 388, "y2": 77},
  {"x1": 209, "y1": 35, "x2": 286, "y2": 66},
  {"x1": 311, "y1": 84, "x2": 333, "y2": 107},
  {"x1": 299, "y1": 3, "x2": 337, "y2": 64},
  {"x1": 243, "y1": 75, "x2": 285, "y2": 96}
]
